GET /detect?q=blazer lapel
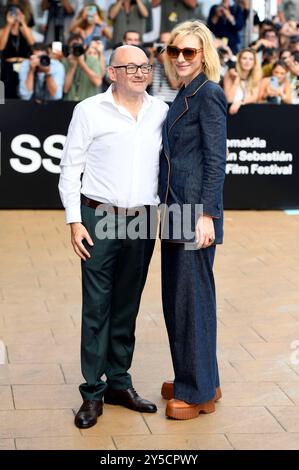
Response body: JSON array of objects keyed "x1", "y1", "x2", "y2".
[{"x1": 167, "y1": 72, "x2": 208, "y2": 135}]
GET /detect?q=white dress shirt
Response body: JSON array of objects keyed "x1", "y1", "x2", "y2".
[{"x1": 59, "y1": 85, "x2": 168, "y2": 224}]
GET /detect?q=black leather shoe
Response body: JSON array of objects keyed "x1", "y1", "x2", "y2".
[
  {"x1": 74, "y1": 400, "x2": 103, "y2": 429},
  {"x1": 104, "y1": 387, "x2": 157, "y2": 413}
]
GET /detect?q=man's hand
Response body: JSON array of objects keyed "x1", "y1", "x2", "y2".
[
  {"x1": 70, "y1": 223, "x2": 94, "y2": 260},
  {"x1": 29, "y1": 55, "x2": 39, "y2": 71},
  {"x1": 195, "y1": 215, "x2": 215, "y2": 249}
]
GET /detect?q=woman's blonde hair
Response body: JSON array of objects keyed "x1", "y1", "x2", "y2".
[
  {"x1": 236, "y1": 48, "x2": 262, "y2": 94},
  {"x1": 164, "y1": 20, "x2": 221, "y2": 83}
]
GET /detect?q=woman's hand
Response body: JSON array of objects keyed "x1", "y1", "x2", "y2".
[
  {"x1": 229, "y1": 100, "x2": 242, "y2": 115},
  {"x1": 6, "y1": 12, "x2": 15, "y2": 26},
  {"x1": 16, "y1": 10, "x2": 26, "y2": 26},
  {"x1": 195, "y1": 215, "x2": 215, "y2": 249}
]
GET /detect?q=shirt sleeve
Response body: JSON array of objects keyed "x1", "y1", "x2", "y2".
[
  {"x1": 18, "y1": 60, "x2": 32, "y2": 100},
  {"x1": 58, "y1": 103, "x2": 92, "y2": 224},
  {"x1": 50, "y1": 60, "x2": 65, "y2": 100}
]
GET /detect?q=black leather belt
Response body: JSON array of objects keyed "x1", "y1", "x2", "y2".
[{"x1": 81, "y1": 195, "x2": 149, "y2": 215}]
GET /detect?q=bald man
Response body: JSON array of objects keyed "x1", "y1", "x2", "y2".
[{"x1": 59, "y1": 45, "x2": 168, "y2": 428}]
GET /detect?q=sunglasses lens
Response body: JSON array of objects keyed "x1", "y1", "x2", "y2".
[
  {"x1": 167, "y1": 46, "x2": 179, "y2": 58},
  {"x1": 183, "y1": 48, "x2": 196, "y2": 60}
]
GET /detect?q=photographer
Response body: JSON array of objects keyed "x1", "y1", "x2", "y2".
[
  {"x1": 19, "y1": 42, "x2": 65, "y2": 100},
  {"x1": 158, "y1": 0, "x2": 198, "y2": 33},
  {"x1": 0, "y1": 3, "x2": 34, "y2": 97},
  {"x1": 281, "y1": 49, "x2": 299, "y2": 103},
  {"x1": 69, "y1": 3, "x2": 111, "y2": 48},
  {"x1": 109, "y1": 0, "x2": 150, "y2": 46},
  {"x1": 278, "y1": 0, "x2": 299, "y2": 23},
  {"x1": 150, "y1": 31, "x2": 178, "y2": 102},
  {"x1": 41, "y1": 0, "x2": 81, "y2": 42},
  {"x1": 207, "y1": 0, "x2": 244, "y2": 54},
  {"x1": 63, "y1": 32, "x2": 104, "y2": 101}
]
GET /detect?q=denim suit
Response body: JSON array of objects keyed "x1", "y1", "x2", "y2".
[
  {"x1": 159, "y1": 72, "x2": 227, "y2": 244},
  {"x1": 159, "y1": 72, "x2": 227, "y2": 404}
]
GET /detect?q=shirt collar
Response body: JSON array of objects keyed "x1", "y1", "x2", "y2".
[{"x1": 99, "y1": 85, "x2": 152, "y2": 108}]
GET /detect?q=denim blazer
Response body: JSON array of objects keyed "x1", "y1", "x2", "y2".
[{"x1": 159, "y1": 72, "x2": 227, "y2": 244}]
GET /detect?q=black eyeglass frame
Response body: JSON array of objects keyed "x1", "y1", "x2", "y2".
[{"x1": 112, "y1": 63, "x2": 153, "y2": 74}]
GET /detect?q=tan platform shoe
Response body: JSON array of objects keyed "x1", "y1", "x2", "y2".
[
  {"x1": 166, "y1": 397, "x2": 216, "y2": 420},
  {"x1": 161, "y1": 381, "x2": 222, "y2": 402}
]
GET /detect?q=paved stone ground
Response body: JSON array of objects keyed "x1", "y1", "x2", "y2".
[{"x1": 0, "y1": 210, "x2": 299, "y2": 450}]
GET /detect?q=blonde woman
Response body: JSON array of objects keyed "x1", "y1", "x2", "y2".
[
  {"x1": 159, "y1": 20, "x2": 227, "y2": 420},
  {"x1": 69, "y1": 3, "x2": 112, "y2": 47},
  {"x1": 224, "y1": 48, "x2": 262, "y2": 115}
]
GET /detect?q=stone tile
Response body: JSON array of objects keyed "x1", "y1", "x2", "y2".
[
  {"x1": 268, "y1": 406, "x2": 299, "y2": 432},
  {"x1": 230, "y1": 360, "x2": 299, "y2": 382},
  {"x1": 144, "y1": 406, "x2": 284, "y2": 434},
  {"x1": 252, "y1": 321, "x2": 299, "y2": 342},
  {"x1": 60, "y1": 363, "x2": 82, "y2": 384},
  {"x1": 16, "y1": 436, "x2": 115, "y2": 450},
  {"x1": 7, "y1": 342, "x2": 79, "y2": 364},
  {"x1": 217, "y1": 344, "x2": 254, "y2": 361},
  {"x1": 114, "y1": 434, "x2": 232, "y2": 450},
  {"x1": 0, "y1": 439, "x2": 15, "y2": 450},
  {"x1": 220, "y1": 382, "x2": 292, "y2": 406},
  {"x1": 1, "y1": 330, "x2": 55, "y2": 347},
  {"x1": 218, "y1": 360, "x2": 245, "y2": 383},
  {"x1": 80, "y1": 406, "x2": 150, "y2": 437},
  {"x1": 0, "y1": 386, "x2": 14, "y2": 410},
  {"x1": 0, "y1": 410, "x2": 80, "y2": 438},
  {"x1": 228, "y1": 433, "x2": 299, "y2": 450},
  {"x1": 13, "y1": 385, "x2": 78, "y2": 409},
  {"x1": 276, "y1": 383, "x2": 299, "y2": 405},
  {"x1": 241, "y1": 342, "x2": 295, "y2": 362},
  {"x1": 218, "y1": 325, "x2": 264, "y2": 344},
  {"x1": 0, "y1": 364, "x2": 64, "y2": 385}
]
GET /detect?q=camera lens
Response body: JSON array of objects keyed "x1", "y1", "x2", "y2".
[
  {"x1": 72, "y1": 44, "x2": 85, "y2": 57},
  {"x1": 39, "y1": 54, "x2": 51, "y2": 67}
]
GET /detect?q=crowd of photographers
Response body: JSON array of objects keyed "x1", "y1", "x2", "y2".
[{"x1": 0, "y1": 0, "x2": 298, "y2": 110}]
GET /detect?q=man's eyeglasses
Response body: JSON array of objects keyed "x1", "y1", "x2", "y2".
[
  {"x1": 166, "y1": 46, "x2": 203, "y2": 61},
  {"x1": 113, "y1": 63, "x2": 153, "y2": 74}
]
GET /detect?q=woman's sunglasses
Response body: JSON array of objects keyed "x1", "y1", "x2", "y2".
[{"x1": 166, "y1": 46, "x2": 203, "y2": 61}]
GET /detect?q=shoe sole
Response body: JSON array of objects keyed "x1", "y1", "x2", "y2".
[
  {"x1": 161, "y1": 384, "x2": 222, "y2": 402},
  {"x1": 166, "y1": 399, "x2": 215, "y2": 420}
]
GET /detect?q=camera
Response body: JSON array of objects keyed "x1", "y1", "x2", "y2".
[
  {"x1": 226, "y1": 59, "x2": 236, "y2": 70},
  {"x1": 39, "y1": 54, "x2": 51, "y2": 67},
  {"x1": 72, "y1": 43, "x2": 85, "y2": 57},
  {"x1": 154, "y1": 43, "x2": 165, "y2": 55}
]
